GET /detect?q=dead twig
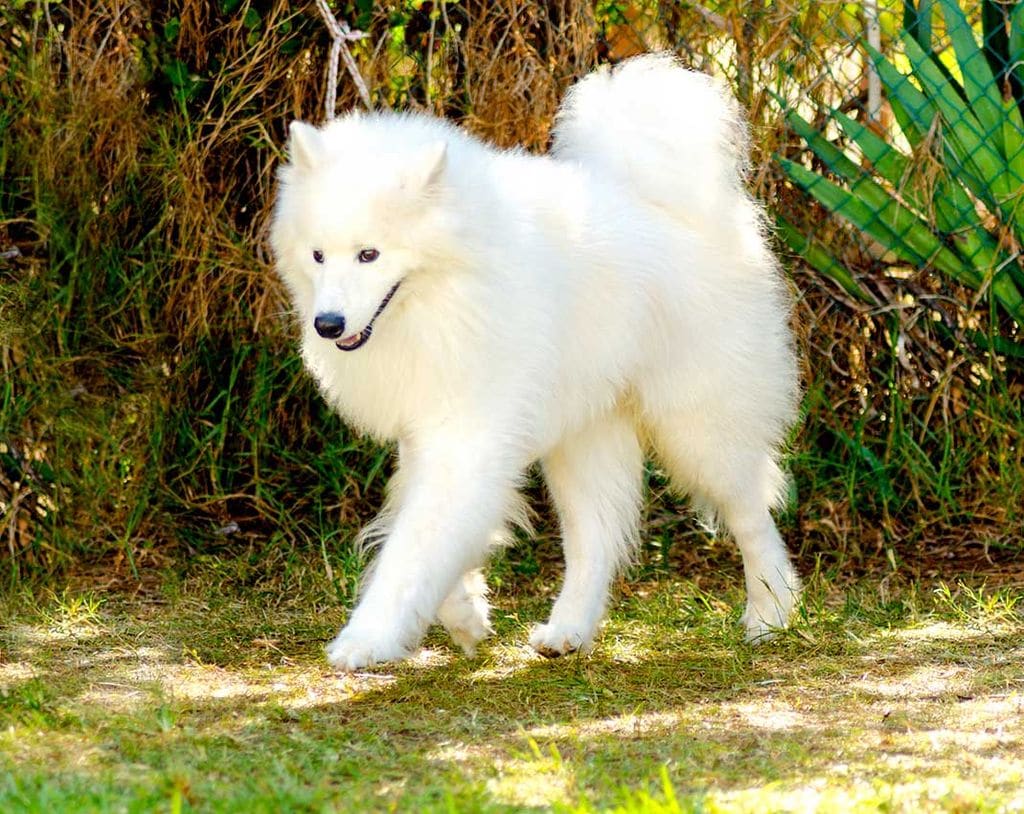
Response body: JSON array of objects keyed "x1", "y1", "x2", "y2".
[{"x1": 313, "y1": 0, "x2": 371, "y2": 118}]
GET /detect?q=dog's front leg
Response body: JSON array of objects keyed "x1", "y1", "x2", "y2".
[{"x1": 325, "y1": 430, "x2": 521, "y2": 671}]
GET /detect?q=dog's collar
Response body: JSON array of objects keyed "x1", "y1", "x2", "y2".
[{"x1": 335, "y1": 281, "x2": 402, "y2": 351}]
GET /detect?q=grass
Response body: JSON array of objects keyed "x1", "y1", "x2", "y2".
[{"x1": 2, "y1": 556, "x2": 1022, "y2": 812}]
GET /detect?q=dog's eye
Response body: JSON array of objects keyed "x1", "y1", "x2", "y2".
[
  {"x1": 357, "y1": 248, "x2": 380, "y2": 263},
  {"x1": 312, "y1": 250, "x2": 325, "y2": 264}
]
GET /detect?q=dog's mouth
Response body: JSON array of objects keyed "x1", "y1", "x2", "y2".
[{"x1": 335, "y1": 282, "x2": 402, "y2": 352}]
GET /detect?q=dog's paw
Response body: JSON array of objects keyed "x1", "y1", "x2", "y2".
[
  {"x1": 742, "y1": 567, "x2": 800, "y2": 643},
  {"x1": 741, "y1": 592, "x2": 795, "y2": 643},
  {"x1": 325, "y1": 627, "x2": 412, "y2": 671},
  {"x1": 437, "y1": 571, "x2": 492, "y2": 656},
  {"x1": 528, "y1": 622, "x2": 593, "y2": 658},
  {"x1": 741, "y1": 609, "x2": 782, "y2": 643},
  {"x1": 438, "y1": 598, "x2": 492, "y2": 657}
]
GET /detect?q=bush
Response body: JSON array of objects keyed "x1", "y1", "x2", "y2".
[{"x1": 1, "y1": 0, "x2": 1020, "y2": 580}]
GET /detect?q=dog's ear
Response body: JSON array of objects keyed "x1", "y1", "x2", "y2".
[
  {"x1": 288, "y1": 121, "x2": 321, "y2": 171},
  {"x1": 402, "y1": 140, "x2": 447, "y2": 192}
]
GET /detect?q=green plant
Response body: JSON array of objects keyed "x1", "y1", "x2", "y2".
[{"x1": 778, "y1": 0, "x2": 1024, "y2": 346}]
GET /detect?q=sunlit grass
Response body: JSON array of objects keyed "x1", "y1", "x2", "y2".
[{"x1": 1, "y1": 562, "x2": 1022, "y2": 812}]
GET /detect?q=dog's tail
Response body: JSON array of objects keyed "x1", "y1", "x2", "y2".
[{"x1": 552, "y1": 53, "x2": 755, "y2": 236}]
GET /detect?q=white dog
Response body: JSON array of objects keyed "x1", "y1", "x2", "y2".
[{"x1": 270, "y1": 53, "x2": 800, "y2": 671}]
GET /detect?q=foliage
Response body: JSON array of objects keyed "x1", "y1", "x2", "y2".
[
  {"x1": 0, "y1": 0, "x2": 1022, "y2": 583},
  {"x1": 778, "y1": 0, "x2": 1024, "y2": 345}
]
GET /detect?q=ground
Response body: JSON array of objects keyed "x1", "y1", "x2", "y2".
[{"x1": 1, "y1": 553, "x2": 1022, "y2": 813}]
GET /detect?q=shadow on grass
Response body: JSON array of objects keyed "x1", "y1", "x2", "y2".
[{"x1": 1, "y1": 575, "x2": 1022, "y2": 811}]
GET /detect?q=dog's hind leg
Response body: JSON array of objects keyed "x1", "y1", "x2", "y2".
[
  {"x1": 530, "y1": 411, "x2": 643, "y2": 657},
  {"x1": 437, "y1": 568, "x2": 492, "y2": 656},
  {"x1": 648, "y1": 413, "x2": 799, "y2": 640},
  {"x1": 725, "y1": 501, "x2": 799, "y2": 640}
]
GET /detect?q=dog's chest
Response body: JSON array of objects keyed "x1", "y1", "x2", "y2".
[{"x1": 301, "y1": 334, "x2": 473, "y2": 441}]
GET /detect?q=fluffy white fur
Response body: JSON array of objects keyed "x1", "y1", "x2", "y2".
[{"x1": 270, "y1": 53, "x2": 800, "y2": 671}]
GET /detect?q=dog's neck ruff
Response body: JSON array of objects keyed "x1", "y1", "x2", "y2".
[{"x1": 335, "y1": 281, "x2": 402, "y2": 351}]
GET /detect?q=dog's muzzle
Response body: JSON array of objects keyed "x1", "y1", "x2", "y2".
[{"x1": 315, "y1": 282, "x2": 402, "y2": 352}]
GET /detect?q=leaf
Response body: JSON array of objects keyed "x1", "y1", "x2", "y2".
[
  {"x1": 864, "y1": 42, "x2": 934, "y2": 145},
  {"x1": 775, "y1": 214, "x2": 875, "y2": 303},
  {"x1": 936, "y1": 0, "x2": 1005, "y2": 152},
  {"x1": 987, "y1": 263, "x2": 1024, "y2": 325},
  {"x1": 778, "y1": 157, "x2": 975, "y2": 283},
  {"x1": 903, "y1": 0, "x2": 934, "y2": 51},
  {"x1": 782, "y1": 109, "x2": 919, "y2": 257},
  {"x1": 162, "y1": 58, "x2": 190, "y2": 89},
  {"x1": 1011, "y1": 2, "x2": 1024, "y2": 90},
  {"x1": 787, "y1": 151, "x2": 1024, "y2": 323},
  {"x1": 900, "y1": 32, "x2": 1011, "y2": 212},
  {"x1": 942, "y1": 0, "x2": 1024, "y2": 232},
  {"x1": 836, "y1": 426, "x2": 896, "y2": 503},
  {"x1": 824, "y1": 108, "x2": 1000, "y2": 267},
  {"x1": 163, "y1": 17, "x2": 180, "y2": 44},
  {"x1": 827, "y1": 109, "x2": 910, "y2": 188},
  {"x1": 1001, "y1": 98, "x2": 1024, "y2": 190},
  {"x1": 969, "y1": 329, "x2": 1024, "y2": 357}
]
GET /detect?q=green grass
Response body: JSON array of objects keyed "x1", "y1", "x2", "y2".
[{"x1": 2, "y1": 558, "x2": 1022, "y2": 812}]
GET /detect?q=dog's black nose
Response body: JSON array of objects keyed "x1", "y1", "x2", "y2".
[{"x1": 314, "y1": 312, "x2": 346, "y2": 339}]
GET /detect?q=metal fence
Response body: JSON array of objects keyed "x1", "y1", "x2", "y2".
[
  {"x1": 322, "y1": 0, "x2": 1023, "y2": 356},
  {"x1": 761, "y1": 0, "x2": 1024, "y2": 347}
]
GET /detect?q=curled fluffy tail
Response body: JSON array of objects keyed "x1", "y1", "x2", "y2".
[{"x1": 552, "y1": 53, "x2": 753, "y2": 233}]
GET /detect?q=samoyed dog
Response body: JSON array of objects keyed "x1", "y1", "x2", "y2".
[{"x1": 270, "y1": 53, "x2": 800, "y2": 671}]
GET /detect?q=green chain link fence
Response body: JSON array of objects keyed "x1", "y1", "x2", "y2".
[
  {"x1": 324, "y1": 1, "x2": 1024, "y2": 340},
  {"x1": 300, "y1": 2, "x2": 1024, "y2": 373}
]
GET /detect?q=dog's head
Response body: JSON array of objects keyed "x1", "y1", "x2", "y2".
[{"x1": 270, "y1": 116, "x2": 450, "y2": 351}]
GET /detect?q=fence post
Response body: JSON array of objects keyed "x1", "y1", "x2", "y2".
[{"x1": 865, "y1": 0, "x2": 882, "y2": 122}]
